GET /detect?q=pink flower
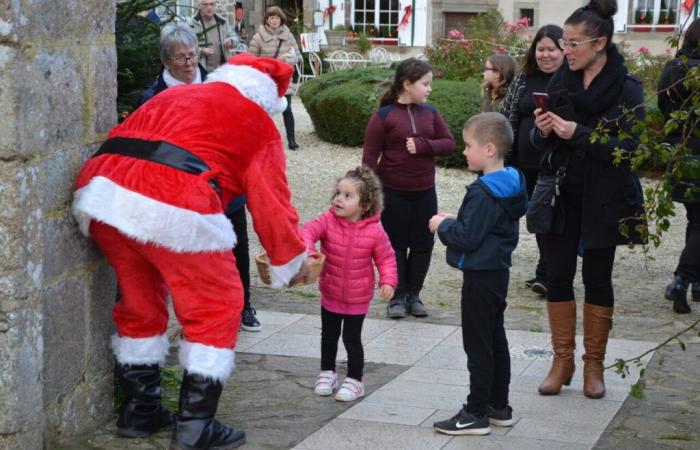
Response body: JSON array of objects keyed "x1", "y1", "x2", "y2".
[
  {"x1": 637, "y1": 46, "x2": 650, "y2": 55},
  {"x1": 448, "y1": 29, "x2": 464, "y2": 40}
]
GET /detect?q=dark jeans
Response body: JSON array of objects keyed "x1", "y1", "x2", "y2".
[
  {"x1": 544, "y1": 193, "x2": 616, "y2": 307},
  {"x1": 522, "y1": 167, "x2": 547, "y2": 282},
  {"x1": 283, "y1": 94, "x2": 295, "y2": 141},
  {"x1": 381, "y1": 186, "x2": 437, "y2": 295},
  {"x1": 676, "y1": 202, "x2": 700, "y2": 282},
  {"x1": 227, "y1": 207, "x2": 250, "y2": 309},
  {"x1": 320, "y1": 307, "x2": 366, "y2": 380},
  {"x1": 461, "y1": 269, "x2": 510, "y2": 416}
]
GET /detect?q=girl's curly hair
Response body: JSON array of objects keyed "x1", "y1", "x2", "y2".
[{"x1": 331, "y1": 166, "x2": 384, "y2": 218}]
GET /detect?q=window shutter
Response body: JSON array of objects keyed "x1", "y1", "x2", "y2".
[
  {"x1": 398, "y1": 0, "x2": 427, "y2": 46},
  {"x1": 614, "y1": 0, "x2": 630, "y2": 33}
]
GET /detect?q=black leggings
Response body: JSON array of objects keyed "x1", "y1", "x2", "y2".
[
  {"x1": 320, "y1": 307, "x2": 365, "y2": 380},
  {"x1": 544, "y1": 194, "x2": 616, "y2": 307},
  {"x1": 676, "y1": 203, "x2": 700, "y2": 282},
  {"x1": 381, "y1": 186, "x2": 437, "y2": 295}
]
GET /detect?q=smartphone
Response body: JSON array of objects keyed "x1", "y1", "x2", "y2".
[{"x1": 533, "y1": 92, "x2": 550, "y2": 113}]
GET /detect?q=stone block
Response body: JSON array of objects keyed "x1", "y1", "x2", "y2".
[
  {"x1": 91, "y1": 44, "x2": 117, "y2": 135},
  {"x1": 12, "y1": 0, "x2": 114, "y2": 41},
  {"x1": 42, "y1": 204, "x2": 92, "y2": 282},
  {"x1": 85, "y1": 261, "x2": 116, "y2": 375},
  {"x1": 42, "y1": 276, "x2": 86, "y2": 405},
  {"x1": 0, "y1": 46, "x2": 18, "y2": 158}
]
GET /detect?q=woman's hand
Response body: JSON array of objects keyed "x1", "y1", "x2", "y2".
[
  {"x1": 406, "y1": 137, "x2": 416, "y2": 154},
  {"x1": 534, "y1": 108, "x2": 554, "y2": 137},
  {"x1": 549, "y1": 113, "x2": 577, "y2": 140},
  {"x1": 202, "y1": 47, "x2": 214, "y2": 56},
  {"x1": 380, "y1": 284, "x2": 395, "y2": 300}
]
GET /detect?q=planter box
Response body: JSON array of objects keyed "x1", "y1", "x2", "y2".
[
  {"x1": 629, "y1": 24, "x2": 652, "y2": 32},
  {"x1": 655, "y1": 25, "x2": 676, "y2": 32},
  {"x1": 324, "y1": 31, "x2": 345, "y2": 46}
]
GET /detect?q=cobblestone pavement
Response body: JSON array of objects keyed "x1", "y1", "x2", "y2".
[{"x1": 61, "y1": 98, "x2": 700, "y2": 448}]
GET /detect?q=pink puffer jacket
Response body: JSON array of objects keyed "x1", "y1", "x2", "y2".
[{"x1": 300, "y1": 208, "x2": 397, "y2": 315}]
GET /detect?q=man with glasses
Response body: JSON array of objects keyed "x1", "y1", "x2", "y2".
[
  {"x1": 140, "y1": 22, "x2": 208, "y2": 105},
  {"x1": 188, "y1": 0, "x2": 239, "y2": 72}
]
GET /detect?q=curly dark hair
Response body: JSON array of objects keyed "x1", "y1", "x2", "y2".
[{"x1": 331, "y1": 166, "x2": 384, "y2": 218}]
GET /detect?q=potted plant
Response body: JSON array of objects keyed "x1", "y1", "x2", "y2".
[
  {"x1": 633, "y1": 9, "x2": 652, "y2": 31},
  {"x1": 355, "y1": 32, "x2": 371, "y2": 56},
  {"x1": 656, "y1": 9, "x2": 676, "y2": 32},
  {"x1": 325, "y1": 24, "x2": 346, "y2": 46}
]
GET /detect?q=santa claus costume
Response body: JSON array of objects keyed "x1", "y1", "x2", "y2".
[{"x1": 72, "y1": 54, "x2": 307, "y2": 449}]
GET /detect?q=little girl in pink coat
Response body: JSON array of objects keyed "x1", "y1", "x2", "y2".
[{"x1": 300, "y1": 166, "x2": 398, "y2": 402}]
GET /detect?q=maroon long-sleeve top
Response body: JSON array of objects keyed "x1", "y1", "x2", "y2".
[{"x1": 362, "y1": 103, "x2": 455, "y2": 191}]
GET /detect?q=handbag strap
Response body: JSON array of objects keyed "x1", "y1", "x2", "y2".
[{"x1": 272, "y1": 39, "x2": 284, "y2": 59}]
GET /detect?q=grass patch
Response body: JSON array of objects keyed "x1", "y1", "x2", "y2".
[{"x1": 288, "y1": 290, "x2": 318, "y2": 299}]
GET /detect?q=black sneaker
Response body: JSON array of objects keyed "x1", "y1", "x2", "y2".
[
  {"x1": 531, "y1": 280, "x2": 547, "y2": 296},
  {"x1": 665, "y1": 276, "x2": 690, "y2": 314},
  {"x1": 433, "y1": 409, "x2": 490, "y2": 436},
  {"x1": 487, "y1": 404, "x2": 514, "y2": 427},
  {"x1": 240, "y1": 307, "x2": 262, "y2": 332},
  {"x1": 692, "y1": 283, "x2": 700, "y2": 303}
]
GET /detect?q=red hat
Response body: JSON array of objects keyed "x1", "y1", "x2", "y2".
[{"x1": 226, "y1": 53, "x2": 293, "y2": 98}]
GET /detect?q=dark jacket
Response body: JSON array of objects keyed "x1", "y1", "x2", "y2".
[
  {"x1": 138, "y1": 64, "x2": 209, "y2": 106},
  {"x1": 658, "y1": 47, "x2": 700, "y2": 203},
  {"x1": 362, "y1": 103, "x2": 455, "y2": 191},
  {"x1": 437, "y1": 167, "x2": 528, "y2": 271},
  {"x1": 532, "y1": 45, "x2": 646, "y2": 248}
]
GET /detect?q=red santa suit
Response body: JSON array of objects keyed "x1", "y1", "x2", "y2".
[{"x1": 72, "y1": 54, "x2": 306, "y2": 381}]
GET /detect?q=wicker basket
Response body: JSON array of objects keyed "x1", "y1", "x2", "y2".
[{"x1": 255, "y1": 252, "x2": 325, "y2": 286}]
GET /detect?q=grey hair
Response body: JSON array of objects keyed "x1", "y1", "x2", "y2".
[{"x1": 160, "y1": 22, "x2": 199, "y2": 60}]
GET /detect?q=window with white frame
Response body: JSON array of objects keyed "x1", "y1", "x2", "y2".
[
  {"x1": 157, "y1": 0, "x2": 196, "y2": 20},
  {"x1": 353, "y1": 0, "x2": 400, "y2": 38},
  {"x1": 631, "y1": 0, "x2": 679, "y2": 25}
]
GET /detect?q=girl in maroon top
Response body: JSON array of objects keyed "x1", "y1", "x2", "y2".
[{"x1": 362, "y1": 58, "x2": 455, "y2": 319}]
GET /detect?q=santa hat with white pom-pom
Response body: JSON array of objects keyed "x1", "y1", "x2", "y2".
[{"x1": 204, "y1": 52, "x2": 293, "y2": 116}]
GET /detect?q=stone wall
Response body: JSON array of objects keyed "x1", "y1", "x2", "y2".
[{"x1": 0, "y1": 1, "x2": 117, "y2": 448}]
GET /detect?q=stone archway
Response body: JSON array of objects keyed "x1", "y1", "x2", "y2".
[{"x1": 0, "y1": 1, "x2": 118, "y2": 448}]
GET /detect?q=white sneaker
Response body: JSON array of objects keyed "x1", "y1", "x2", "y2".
[
  {"x1": 314, "y1": 370, "x2": 337, "y2": 396},
  {"x1": 334, "y1": 377, "x2": 365, "y2": 402}
]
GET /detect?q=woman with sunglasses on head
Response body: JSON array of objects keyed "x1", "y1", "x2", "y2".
[
  {"x1": 480, "y1": 54, "x2": 517, "y2": 113},
  {"x1": 501, "y1": 25, "x2": 564, "y2": 297},
  {"x1": 531, "y1": 0, "x2": 645, "y2": 400}
]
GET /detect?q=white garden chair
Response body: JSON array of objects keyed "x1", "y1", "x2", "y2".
[
  {"x1": 296, "y1": 52, "x2": 320, "y2": 89},
  {"x1": 369, "y1": 47, "x2": 391, "y2": 67}
]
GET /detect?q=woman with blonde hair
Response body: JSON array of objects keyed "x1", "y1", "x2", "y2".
[
  {"x1": 249, "y1": 6, "x2": 301, "y2": 149},
  {"x1": 480, "y1": 54, "x2": 517, "y2": 112}
]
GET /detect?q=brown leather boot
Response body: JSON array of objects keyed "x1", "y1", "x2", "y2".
[
  {"x1": 538, "y1": 301, "x2": 576, "y2": 395},
  {"x1": 582, "y1": 303, "x2": 614, "y2": 399}
]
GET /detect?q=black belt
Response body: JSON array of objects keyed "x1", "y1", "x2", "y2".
[{"x1": 94, "y1": 137, "x2": 221, "y2": 193}]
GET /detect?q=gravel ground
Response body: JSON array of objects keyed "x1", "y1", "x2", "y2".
[{"x1": 257, "y1": 97, "x2": 700, "y2": 346}]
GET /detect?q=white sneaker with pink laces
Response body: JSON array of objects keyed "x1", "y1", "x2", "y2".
[
  {"x1": 314, "y1": 370, "x2": 338, "y2": 396},
  {"x1": 334, "y1": 377, "x2": 365, "y2": 402}
]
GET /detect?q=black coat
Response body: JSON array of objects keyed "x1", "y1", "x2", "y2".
[
  {"x1": 658, "y1": 47, "x2": 700, "y2": 203},
  {"x1": 532, "y1": 45, "x2": 646, "y2": 249},
  {"x1": 138, "y1": 64, "x2": 209, "y2": 106}
]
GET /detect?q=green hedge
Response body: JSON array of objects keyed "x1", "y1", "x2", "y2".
[{"x1": 298, "y1": 68, "x2": 482, "y2": 167}]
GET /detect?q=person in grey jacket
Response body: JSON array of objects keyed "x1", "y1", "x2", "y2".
[
  {"x1": 187, "y1": 0, "x2": 239, "y2": 71},
  {"x1": 249, "y1": 6, "x2": 301, "y2": 150}
]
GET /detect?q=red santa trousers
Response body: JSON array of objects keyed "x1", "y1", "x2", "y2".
[{"x1": 91, "y1": 221, "x2": 240, "y2": 381}]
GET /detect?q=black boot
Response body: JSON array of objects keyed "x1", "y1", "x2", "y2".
[
  {"x1": 283, "y1": 95, "x2": 298, "y2": 150},
  {"x1": 387, "y1": 250, "x2": 408, "y2": 319},
  {"x1": 170, "y1": 372, "x2": 246, "y2": 450},
  {"x1": 665, "y1": 275, "x2": 690, "y2": 314},
  {"x1": 115, "y1": 363, "x2": 175, "y2": 438},
  {"x1": 287, "y1": 137, "x2": 299, "y2": 150}
]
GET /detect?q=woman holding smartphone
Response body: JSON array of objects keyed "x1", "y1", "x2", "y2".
[
  {"x1": 501, "y1": 24, "x2": 564, "y2": 296},
  {"x1": 531, "y1": 0, "x2": 645, "y2": 400}
]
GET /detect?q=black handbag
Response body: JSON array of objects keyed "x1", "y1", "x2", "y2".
[{"x1": 526, "y1": 152, "x2": 570, "y2": 235}]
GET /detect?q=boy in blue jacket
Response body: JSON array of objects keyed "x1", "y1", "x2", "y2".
[{"x1": 429, "y1": 112, "x2": 528, "y2": 436}]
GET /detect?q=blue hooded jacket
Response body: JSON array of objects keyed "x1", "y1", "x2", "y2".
[{"x1": 437, "y1": 167, "x2": 528, "y2": 271}]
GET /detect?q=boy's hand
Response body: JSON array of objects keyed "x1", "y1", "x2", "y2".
[
  {"x1": 429, "y1": 214, "x2": 447, "y2": 233},
  {"x1": 406, "y1": 137, "x2": 416, "y2": 154},
  {"x1": 380, "y1": 284, "x2": 394, "y2": 300}
]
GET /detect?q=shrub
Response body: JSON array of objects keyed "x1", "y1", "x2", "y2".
[{"x1": 298, "y1": 68, "x2": 482, "y2": 167}]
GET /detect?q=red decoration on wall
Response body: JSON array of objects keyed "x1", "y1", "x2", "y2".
[
  {"x1": 397, "y1": 5, "x2": 413, "y2": 32},
  {"x1": 684, "y1": 0, "x2": 697, "y2": 12},
  {"x1": 323, "y1": 5, "x2": 337, "y2": 23}
]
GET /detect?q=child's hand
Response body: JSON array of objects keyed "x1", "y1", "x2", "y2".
[
  {"x1": 380, "y1": 284, "x2": 394, "y2": 300},
  {"x1": 428, "y1": 214, "x2": 446, "y2": 233},
  {"x1": 406, "y1": 137, "x2": 416, "y2": 154},
  {"x1": 437, "y1": 212, "x2": 457, "y2": 219}
]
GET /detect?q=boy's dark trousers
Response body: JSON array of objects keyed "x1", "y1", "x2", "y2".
[{"x1": 461, "y1": 269, "x2": 510, "y2": 416}]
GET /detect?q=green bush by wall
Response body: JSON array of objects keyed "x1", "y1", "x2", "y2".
[{"x1": 298, "y1": 68, "x2": 482, "y2": 167}]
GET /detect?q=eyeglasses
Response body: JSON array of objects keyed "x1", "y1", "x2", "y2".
[
  {"x1": 558, "y1": 37, "x2": 600, "y2": 50},
  {"x1": 483, "y1": 66, "x2": 498, "y2": 72},
  {"x1": 172, "y1": 53, "x2": 198, "y2": 65}
]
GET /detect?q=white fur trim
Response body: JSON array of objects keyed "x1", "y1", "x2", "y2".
[
  {"x1": 268, "y1": 251, "x2": 307, "y2": 288},
  {"x1": 73, "y1": 176, "x2": 236, "y2": 252},
  {"x1": 205, "y1": 64, "x2": 288, "y2": 116},
  {"x1": 111, "y1": 333, "x2": 170, "y2": 365},
  {"x1": 179, "y1": 340, "x2": 235, "y2": 382}
]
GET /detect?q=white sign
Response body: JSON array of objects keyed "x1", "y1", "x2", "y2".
[{"x1": 300, "y1": 32, "x2": 320, "y2": 53}]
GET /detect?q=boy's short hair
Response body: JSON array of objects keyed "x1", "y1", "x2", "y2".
[{"x1": 463, "y1": 112, "x2": 513, "y2": 160}]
